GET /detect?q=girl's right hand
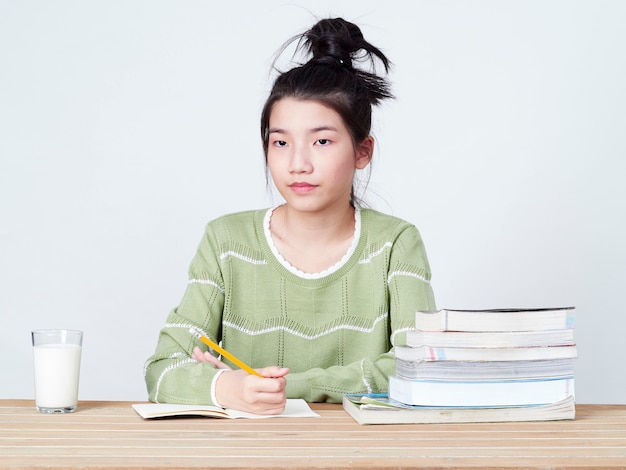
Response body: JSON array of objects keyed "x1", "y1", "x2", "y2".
[{"x1": 215, "y1": 366, "x2": 290, "y2": 415}]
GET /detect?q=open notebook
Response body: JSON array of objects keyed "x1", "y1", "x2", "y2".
[{"x1": 132, "y1": 398, "x2": 319, "y2": 419}]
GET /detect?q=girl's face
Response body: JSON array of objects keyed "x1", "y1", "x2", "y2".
[{"x1": 267, "y1": 98, "x2": 372, "y2": 215}]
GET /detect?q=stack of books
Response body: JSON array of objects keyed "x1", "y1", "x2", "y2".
[{"x1": 344, "y1": 307, "x2": 577, "y2": 425}]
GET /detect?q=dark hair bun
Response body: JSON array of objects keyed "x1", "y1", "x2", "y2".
[{"x1": 303, "y1": 18, "x2": 391, "y2": 74}]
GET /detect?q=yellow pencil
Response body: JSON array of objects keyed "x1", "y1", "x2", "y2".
[{"x1": 189, "y1": 328, "x2": 264, "y2": 378}]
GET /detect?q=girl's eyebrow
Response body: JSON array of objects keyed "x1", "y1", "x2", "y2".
[
  {"x1": 268, "y1": 125, "x2": 339, "y2": 134},
  {"x1": 311, "y1": 125, "x2": 339, "y2": 133}
]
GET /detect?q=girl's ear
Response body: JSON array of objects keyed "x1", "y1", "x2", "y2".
[{"x1": 355, "y1": 136, "x2": 374, "y2": 169}]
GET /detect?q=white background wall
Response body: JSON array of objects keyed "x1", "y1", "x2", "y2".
[{"x1": 1, "y1": 0, "x2": 624, "y2": 403}]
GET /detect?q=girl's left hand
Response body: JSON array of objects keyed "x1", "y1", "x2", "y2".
[{"x1": 192, "y1": 346, "x2": 232, "y2": 370}]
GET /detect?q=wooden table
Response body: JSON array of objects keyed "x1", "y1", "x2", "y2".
[{"x1": 1, "y1": 400, "x2": 625, "y2": 469}]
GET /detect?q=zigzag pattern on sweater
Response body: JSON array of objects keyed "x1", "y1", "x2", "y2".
[
  {"x1": 359, "y1": 241, "x2": 393, "y2": 264},
  {"x1": 388, "y1": 269, "x2": 430, "y2": 285},
  {"x1": 220, "y1": 250, "x2": 267, "y2": 265},
  {"x1": 222, "y1": 312, "x2": 389, "y2": 340},
  {"x1": 188, "y1": 278, "x2": 225, "y2": 293},
  {"x1": 161, "y1": 309, "x2": 414, "y2": 349}
]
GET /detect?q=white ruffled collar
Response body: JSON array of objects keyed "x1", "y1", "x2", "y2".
[{"x1": 263, "y1": 206, "x2": 362, "y2": 280}]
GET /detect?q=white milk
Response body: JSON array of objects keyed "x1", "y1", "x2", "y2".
[{"x1": 33, "y1": 343, "x2": 82, "y2": 409}]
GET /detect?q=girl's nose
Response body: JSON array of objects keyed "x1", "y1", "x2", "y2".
[{"x1": 289, "y1": 146, "x2": 313, "y2": 174}]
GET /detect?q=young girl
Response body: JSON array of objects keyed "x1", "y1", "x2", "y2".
[{"x1": 144, "y1": 17, "x2": 436, "y2": 415}]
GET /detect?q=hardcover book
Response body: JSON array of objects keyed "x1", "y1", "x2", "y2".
[{"x1": 414, "y1": 307, "x2": 575, "y2": 332}]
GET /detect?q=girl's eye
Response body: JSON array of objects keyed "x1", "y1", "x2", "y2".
[
  {"x1": 316, "y1": 139, "x2": 330, "y2": 146},
  {"x1": 274, "y1": 140, "x2": 287, "y2": 147}
]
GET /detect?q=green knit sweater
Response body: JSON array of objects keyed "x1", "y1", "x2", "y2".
[{"x1": 144, "y1": 207, "x2": 435, "y2": 404}]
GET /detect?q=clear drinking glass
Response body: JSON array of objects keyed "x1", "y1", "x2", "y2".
[{"x1": 31, "y1": 329, "x2": 83, "y2": 413}]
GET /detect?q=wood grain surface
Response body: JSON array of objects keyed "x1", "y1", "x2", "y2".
[{"x1": 1, "y1": 400, "x2": 625, "y2": 469}]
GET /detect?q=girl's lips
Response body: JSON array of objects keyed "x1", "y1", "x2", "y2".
[{"x1": 289, "y1": 182, "x2": 317, "y2": 193}]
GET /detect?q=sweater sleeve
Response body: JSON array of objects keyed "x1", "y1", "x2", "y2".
[
  {"x1": 284, "y1": 224, "x2": 436, "y2": 403},
  {"x1": 143, "y1": 223, "x2": 226, "y2": 405}
]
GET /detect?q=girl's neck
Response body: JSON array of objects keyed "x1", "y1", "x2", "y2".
[
  {"x1": 269, "y1": 204, "x2": 358, "y2": 274},
  {"x1": 277, "y1": 204, "x2": 355, "y2": 242}
]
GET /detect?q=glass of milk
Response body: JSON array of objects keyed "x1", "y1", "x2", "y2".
[{"x1": 31, "y1": 329, "x2": 83, "y2": 413}]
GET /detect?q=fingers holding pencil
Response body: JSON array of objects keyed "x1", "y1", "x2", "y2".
[
  {"x1": 192, "y1": 346, "x2": 290, "y2": 378},
  {"x1": 189, "y1": 327, "x2": 262, "y2": 377},
  {"x1": 192, "y1": 346, "x2": 231, "y2": 369},
  {"x1": 189, "y1": 328, "x2": 289, "y2": 378}
]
